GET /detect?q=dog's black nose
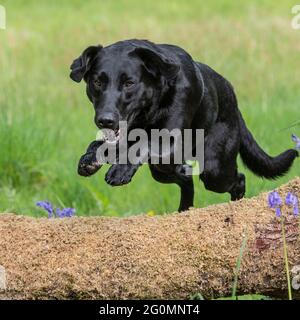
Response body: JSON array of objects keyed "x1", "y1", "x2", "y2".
[{"x1": 96, "y1": 114, "x2": 117, "y2": 129}]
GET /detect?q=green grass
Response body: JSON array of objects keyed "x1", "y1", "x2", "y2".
[
  {"x1": 232, "y1": 230, "x2": 248, "y2": 299},
  {"x1": 0, "y1": 0, "x2": 299, "y2": 217}
]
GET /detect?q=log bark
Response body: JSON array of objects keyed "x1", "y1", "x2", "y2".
[{"x1": 0, "y1": 178, "x2": 300, "y2": 300}]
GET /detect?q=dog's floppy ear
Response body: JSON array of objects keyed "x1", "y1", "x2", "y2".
[
  {"x1": 129, "y1": 47, "x2": 180, "y2": 81},
  {"x1": 70, "y1": 45, "x2": 102, "y2": 83}
]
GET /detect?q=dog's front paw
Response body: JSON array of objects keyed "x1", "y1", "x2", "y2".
[
  {"x1": 105, "y1": 164, "x2": 139, "y2": 186},
  {"x1": 78, "y1": 152, "x2": 102, "y2": 177}
]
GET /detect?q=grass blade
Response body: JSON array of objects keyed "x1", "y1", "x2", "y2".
[{"x1": 232, "y1": 229, "x2": 248, "y2": 299}]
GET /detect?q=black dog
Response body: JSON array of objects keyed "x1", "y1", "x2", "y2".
[{"x1": 70, "y1": 39, "x2": 298, "y2": 212}]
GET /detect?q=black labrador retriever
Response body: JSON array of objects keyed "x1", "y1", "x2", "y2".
[{"x1": 70, "y1": 39, "x2": 298, "y2": 212}]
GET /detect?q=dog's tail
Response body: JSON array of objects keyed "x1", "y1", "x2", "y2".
[{"x1": 238, "y1": 111, "x2": 298, "y2": 179}]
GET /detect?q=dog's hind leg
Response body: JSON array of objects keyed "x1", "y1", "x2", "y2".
[
  {"x1": 200, "y1": 161, "x2": 246, "y2": 201},
  {"x1": 200, "y1": 122, "x2": 246, "y2": 201},
  {"x1": 229, "y1": 172, "x2": 245, "y2": 201},
  {"x1": 149, "y1": 164, "x2": 194, "y2": 212}
]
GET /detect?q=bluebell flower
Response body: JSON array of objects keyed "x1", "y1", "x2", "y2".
[
  {"x1": 55, "y1": 208, "x2": 63, "y2": 218},
  {"x1": 36, "y1": 201, "x2": 54, "y2": 218},
  {"x1": 285, "y1": 192, "x2": 299, "y2": 216},
  {"x1": 292, "y1": 134, "x2": 300, "y2": 150},
  {"x1": 56, "y1": 207, "x2": 76, "y2": 218},
  {"x1": 63, "y1": 208, "x2": 75, "y2": 217},
  {"x1": 36, "y1": 201, "x2": 75, "y2": 218},
  {"x1": 268, "y1": 191, "x2": 282, "y2": 217}
]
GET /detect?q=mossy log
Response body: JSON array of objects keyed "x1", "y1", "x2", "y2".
[{"x1": 0, "y1": 178, "x2": 300, "y2": 300}]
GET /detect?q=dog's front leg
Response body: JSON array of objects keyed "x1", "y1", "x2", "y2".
[
  {"x1": 104, "y1": 136, "x2": 148, "y2": 186},
  {"x1": 78, "y1": 140, "x2": 104, "y2": 177},
  {"x1": 105, "y1": 163, "x2": 141, "y2": 186}
]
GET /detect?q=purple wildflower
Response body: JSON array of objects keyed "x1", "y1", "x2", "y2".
[
  {"x1": 56, "y1": 207, "x2": 76, "y2": 218},
  {"x1": 292, "y1": 134, "x2": 300, "y2": 150},
  {"x1": 36, "y1": 201, "x2": 54, "y2": 218},
  {"x1": 285, "y1": 192, "x2": 299, "y2": 216},
  {"x1": 268, "y1": 191, "x2": 282, "y2": 217},
  {"x1": 36, "y1": 201, "x2": 75, "y2": 218}
]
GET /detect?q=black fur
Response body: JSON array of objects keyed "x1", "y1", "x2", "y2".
[{"x1": 70, "y1": 39, "x2": 298, "y2": 212}]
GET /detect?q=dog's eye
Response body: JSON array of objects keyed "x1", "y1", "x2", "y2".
[
  {"x1": 123, "y1": 80, "x2": 135, "y2": 89},
  {"x1": 93, "y1": 79, "x2": 102, "y2": 89}
]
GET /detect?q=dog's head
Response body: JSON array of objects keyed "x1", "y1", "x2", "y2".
[{"x1": 70, "y1": 42, "x2": 180, "y2": 133}]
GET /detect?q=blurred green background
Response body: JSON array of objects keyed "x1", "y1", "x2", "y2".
[{"x1": 0, "y1": 0, "x2": 299, "y2": 217}]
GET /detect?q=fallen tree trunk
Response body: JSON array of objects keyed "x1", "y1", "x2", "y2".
[{"x1": 1, "y1": 178, "x2": 300, "y2": 300}]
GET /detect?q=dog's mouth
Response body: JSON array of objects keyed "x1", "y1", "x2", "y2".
[
  {"x1": 102, "y1": 128, "x2": 120, "y2": 143},
  {"x1": 100, "y1": 119, "x2": 142, "y2": 144}
]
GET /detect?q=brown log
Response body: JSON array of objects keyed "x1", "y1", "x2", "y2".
[{"x1": 0, "y1": 178, "x2": 300, "y2": 300}]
